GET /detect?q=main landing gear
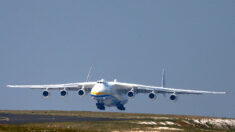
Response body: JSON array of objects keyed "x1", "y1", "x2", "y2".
[
  {"x1": 96, "y1": 103, "x2": 105, "y2": 110},
  {"x1": 116, "y1": 103, "x2": 125, "y2": 111}
]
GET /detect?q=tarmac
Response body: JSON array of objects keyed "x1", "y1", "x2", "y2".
[{"x1": 0, "y1": 113, "x2": 117, "y2": 124}]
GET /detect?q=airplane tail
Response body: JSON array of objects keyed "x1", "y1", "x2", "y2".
[
  {"x1": 161, "y1": 69, "x2": 165, "y2": 88},
  {"x1": 86, "y1": 66, "x2": 92, "y2": 82}
]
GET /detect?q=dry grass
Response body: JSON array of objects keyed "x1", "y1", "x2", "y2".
[{"x1": 0, "y1": 110, "x2": 234, "y2": 132}]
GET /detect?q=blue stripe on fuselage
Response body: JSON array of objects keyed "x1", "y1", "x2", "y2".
[{"x1": 90, "y1": 94, "x2": 112, "y2": 98}]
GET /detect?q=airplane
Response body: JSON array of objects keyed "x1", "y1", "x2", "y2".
[{"x1": 7, "y1": 68, "x2": 226, "y2": 111}]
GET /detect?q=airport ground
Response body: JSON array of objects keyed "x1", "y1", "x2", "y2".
[{"x1": 0, "y1": 110, "x2": 234, "y2": 132}]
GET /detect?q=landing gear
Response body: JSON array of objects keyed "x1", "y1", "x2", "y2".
[
  {"x1": 96, "y1": 103, "x2": 105, "y2": 110},
  {"x1": 116, "y1": 103, "x2": 125, "y2": 111}
]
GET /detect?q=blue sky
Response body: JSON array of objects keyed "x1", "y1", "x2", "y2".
[{"x1": 0, "y1": 0, "x2": 234, "y2": 118}]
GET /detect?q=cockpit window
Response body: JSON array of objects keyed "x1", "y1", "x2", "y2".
[{"x1": 97, "y1": 79, "x2": 106, "y2": 84}]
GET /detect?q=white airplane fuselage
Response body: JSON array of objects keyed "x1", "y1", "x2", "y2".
[{"x1": 90, "y1": 82, "x2": 128, "y2": 107}]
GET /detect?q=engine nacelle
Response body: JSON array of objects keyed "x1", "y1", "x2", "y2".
[
  {"x1": 148, "y1": 93, "x2": 157, "y2": 100},
  {"x1": 42, "y1": 90, "x2": 49, "y2": 97},
  {"x1": 60, "y1": 90, "x2": 68, "y2": 96},
  {"x1": 170, "y1": 94, "x2": 178, "y2": 101},
  {"x1": 127, "y1": 91, "x2": 135, "y2": 98},
  {"x1": 78, "y1": 89, "x2": 85, "y2": 96}
]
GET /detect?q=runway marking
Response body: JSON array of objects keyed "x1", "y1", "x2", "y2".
[{"x1": 0, "y1": 117, "x2": 10, "y2": 121}]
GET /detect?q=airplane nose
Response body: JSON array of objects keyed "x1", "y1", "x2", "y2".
[{"x1": 91, "y1": 83, "x2": 110, "y2": 96}]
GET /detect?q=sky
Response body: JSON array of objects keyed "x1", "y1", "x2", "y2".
[{"x1": 0, "y1": 0, "x2": 234, "y2": 118}]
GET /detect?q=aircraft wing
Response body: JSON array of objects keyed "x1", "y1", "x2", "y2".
[
  {"x1": 7, "y1": 82, "x2": 96, "y2": 91},
  {"x1": 114, "y1": 82, "x2": 226, "y2": 95}
]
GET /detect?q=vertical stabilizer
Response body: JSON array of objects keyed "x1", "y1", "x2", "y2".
[
  {"x1": 161, "y1": 69, "x2": 165, "y2": 88},
  {"x1": 86, "y1": 66, "x2": 93, "y2": 82}
]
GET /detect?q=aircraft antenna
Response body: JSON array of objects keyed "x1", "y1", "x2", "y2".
[{"x1": 86, "y1": 66, "x2": 92, "y2": 82}]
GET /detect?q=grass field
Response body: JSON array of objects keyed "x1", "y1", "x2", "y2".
[{"x1": 0, "y1": 110, "x2": 234, "y2": 132}]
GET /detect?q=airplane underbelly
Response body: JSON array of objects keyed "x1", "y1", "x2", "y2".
[
  {"x1": 91, "y1": 94, "x2": 127, "y2": 107},
  {"x1": 91, "y1": 95, "x2": 118, "y2": 106}
]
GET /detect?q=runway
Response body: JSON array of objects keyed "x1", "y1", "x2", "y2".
[{"x1": 0, "y1": 113, "x2": 117, "y2": 124}]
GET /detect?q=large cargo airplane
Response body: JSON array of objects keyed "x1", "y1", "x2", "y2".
[{"x1": 7, "y1": 68, "x2": 226, "y2": 110}]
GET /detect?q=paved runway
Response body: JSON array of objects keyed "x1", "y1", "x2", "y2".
[{"x1": 0, "y1": 113, "x2": 117, "y2": 124}]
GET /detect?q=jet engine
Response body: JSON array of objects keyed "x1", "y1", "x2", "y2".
[
  {"x1": 60, "y1": 90, "x2": 68, "y2": 96},
  {"x1": 148, "y1": 92, "x2": 157, "y2": 100},
  {"x1": 42, "y1": 90, "x2": 49, "y2": 97},
  {"x1": 170, "y1": 94, "x2": 178, "y2": 101},
  {"x1": 127, "y1": 91, "x2": 135, "y2": 98},
  {"x1": 78, "y1": 89, "x2": 85, "y2": 96}
]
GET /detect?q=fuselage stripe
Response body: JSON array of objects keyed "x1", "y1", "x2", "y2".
[{"x1": 90, "y1": 94, "x2": 111, "y2": 97}]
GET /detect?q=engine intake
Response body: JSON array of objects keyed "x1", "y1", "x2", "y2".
[
  {"x1": 42, "y1": 90, "x2": 49, "y2": 97},
  {"x1": 148, "y1": 93, "x2": 157, "y2": 100},
  {"x1": 60, "y1": 90, "x2": 67, "y2": 96},
  {"x1": 78, "y1": 89, "x2": 85, "y2": 96},
  {"x1": 127, "y1": 91, "x2": 135, "y2": 98},
  {"x1": 170, "y1": 94, "x2": 177, "y2": 101}
]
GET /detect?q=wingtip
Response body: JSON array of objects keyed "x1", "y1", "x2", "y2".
[
  {"x1": 6, "y1": 85, "x2": 15, "y2": 88},
  {"x1": 6, "y1": 85, "x2": 12, "y2": 87},
  {"x1": 218, "y1": 91, "x2": 227, "y2": 94}
]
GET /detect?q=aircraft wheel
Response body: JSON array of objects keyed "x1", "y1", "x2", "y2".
[
  {"x1": 96, "y1": 103, "x2": 105, "y2": 110},
  {"x1": 116, "y1": 103, "x2": 125, "y2": 111}
]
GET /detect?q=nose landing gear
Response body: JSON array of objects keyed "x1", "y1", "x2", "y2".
[{"x1": 96, "y1": 103, "x2": 105, "y2": 110}]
